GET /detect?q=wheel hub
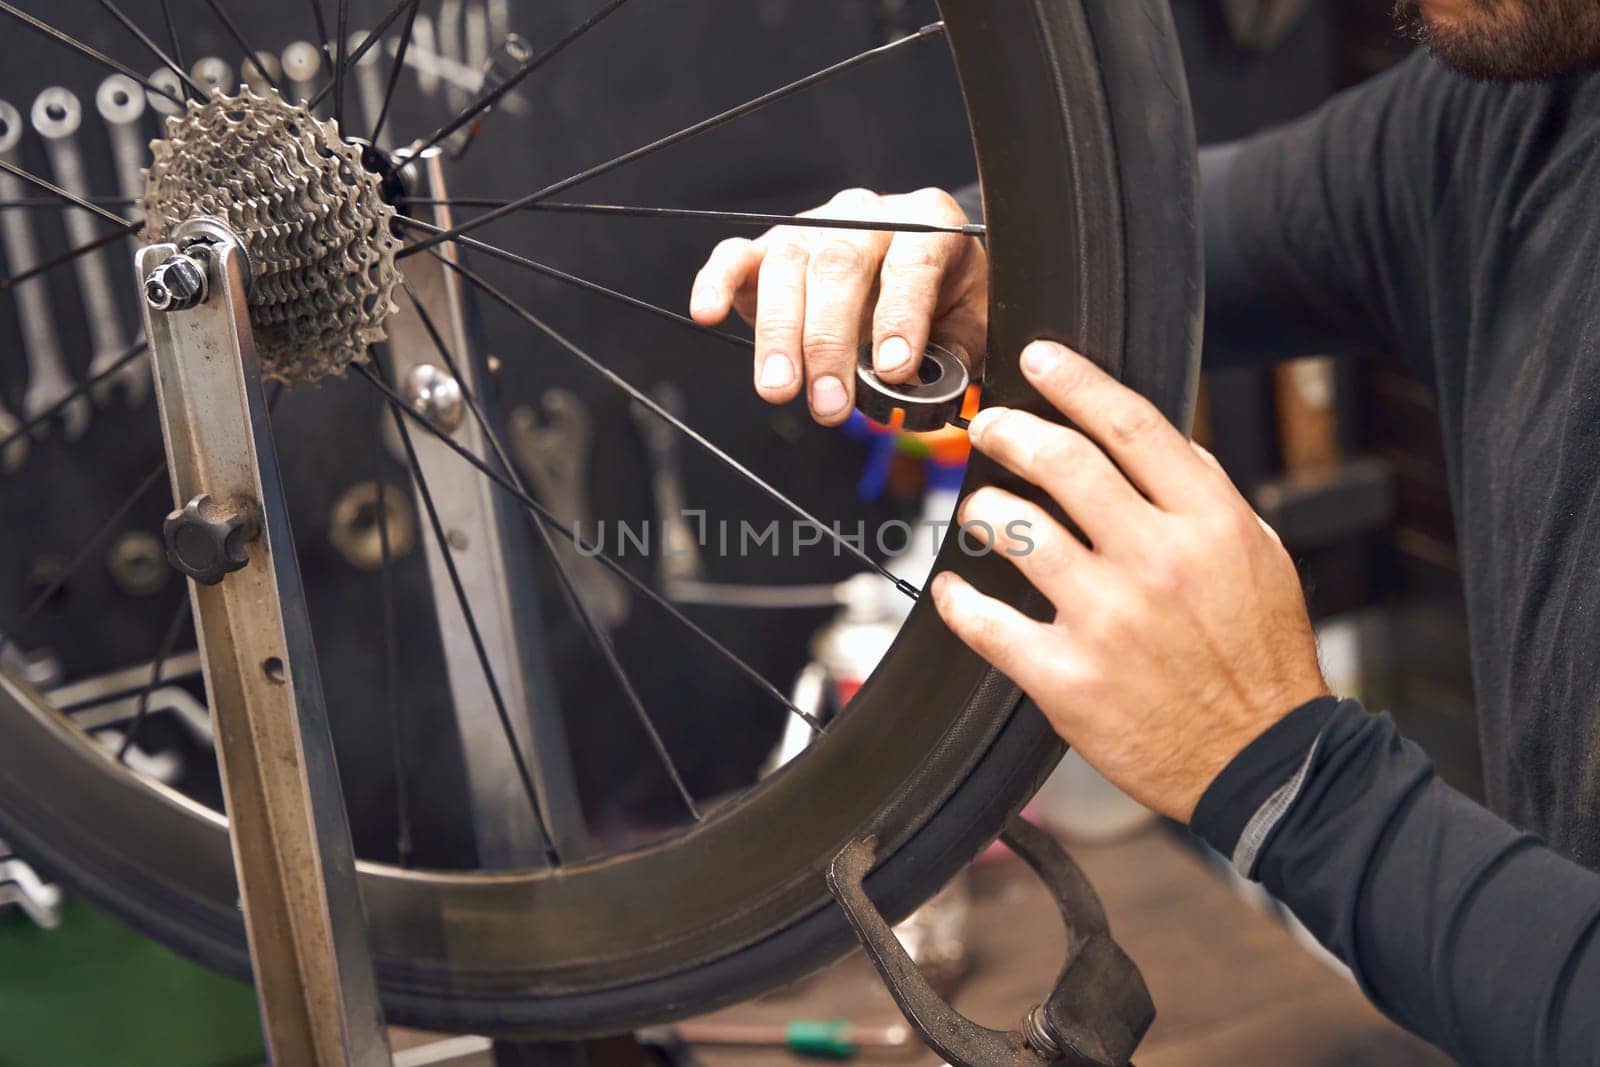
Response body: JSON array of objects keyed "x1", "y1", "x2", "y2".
[{"x1": 140, "y1": 88, "x2": 402, "y2": 385}]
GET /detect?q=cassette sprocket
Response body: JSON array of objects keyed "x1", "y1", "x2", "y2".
[{"x1": 140, "y1": 88, "x2": 402, "y2": 385}]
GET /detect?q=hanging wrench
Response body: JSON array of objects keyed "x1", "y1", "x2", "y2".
[
  {"x1": 191, "y1": 57, "x2": 235, "y2": 98},
  {"x1": 281, "y1": 41, "x2": 323, "y2": 109},
  {"x1": 510, "y1": 390, "x2": 631, "y2": 628},
  {"x1": 0, "y1": 403, "x2": 24, "y2": 474},
  {"x1": 0, "y1": 98, "x2": 89, "y2": 441},
  {"x1": 36, "y1": 88, "x2": 140, "y2": 410},
  {"x1": 97, "y1": 74, "x2": 153, "y2": 405},
  {"x1": 630, "y1": 383, "x2": 706, "y2": 586},
  {"x1": 97, "y1": 76, "x2": 147, "y2": 221},
  {"x1": 348, "y1": 31, "x2": 387, "y2": 145},
  {"x1": 0, "y1": 212, "x2": 25, "y2": 468},
  {"x1": 465, "y1": 2, "x2": 491, "y2": 74},
  {"x1": 409, "y1": 16, "x2": 443, "y2": 97},
  {"x1": 245, "y1": 51, "x2": 281, "y2": 96},
  {"x1": 439, "y1": 0, "x2": 469, "y2": 113},
  {"x1": 146, "y1": 67, "x2": 184, "y2": 118}
]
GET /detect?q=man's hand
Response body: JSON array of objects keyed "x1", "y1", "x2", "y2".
[
  {"x1": 934, "y1": 341, "x2": 1329, "y2": 823},
  {"x1": 689, "y1": 188, "x2": 987, "y2": 425}
]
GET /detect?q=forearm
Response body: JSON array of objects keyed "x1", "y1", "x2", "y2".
[{"x1": 1194, "y1": 699, "x2": 1600, "y2": 1066}]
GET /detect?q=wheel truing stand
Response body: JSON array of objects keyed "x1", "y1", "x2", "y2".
[
  {"x1": 137, "y1": 219, "x2": 391, "y2": 1065},
  {"x1": 828, "y1": 816, "x2": 1154, "y2": 1066}
]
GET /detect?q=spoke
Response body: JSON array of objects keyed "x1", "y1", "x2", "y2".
[
  {"x1": 371, "y1": 389, "x2": 412, "y2": 865},
  {"x1": 395, "y1": 216, "x2": 749, "y2": 350},
  {"x1": 333, "y1": 0, "x2": 349, "y2": 126},
  {"x1": 0, "y1": 462, "x2": 167, "y2": 655},
  {"x1": 371, "y1": 0, "x2": 423, "y2": 144},
  {"x1": 0, "y1": 1, "x2": 182, "y2": 107},
  {"x1": 308, "y1": 0, "x2": 335, "y2": 73},
  {"x1": 399, "y1": 0, "x2": 637, "y2": 168},
  {"x1": 117, "y1": 599, "x2": 193, "y2": 762},
  {"x1": 95, "y1": 0, "x2": 210, "y2": 98},
  {"x1": 0, "y1": 159, "x2": 136, "y2": 230},
  {"x1": 0, "y1": 196, "x2": 138, "y2": 210},
  {"x1": 0, "y1": 339, "x2": 147, "y2": 454},
  {"x1": 399, "y1": 198, "x2": 986, "y2": 237},
  {"x1": 354, "y1": 362, "x2": 823, "y2": 734},
  {"x1": 382, "y1": 378, "x2": 564, "y2": 866},
  {"x1": 159, "y1": 0, "x2": 189, "y2": 99},
  {"x1": 404, "y1": 216, "x2": 974, "y2": 382},
  {"x1": 401, "y1": 284, "x2": 704, "y2": 817},
  {"x1": 0, "y1": 221, "x2": 143, "y2": 295},
  {"x1": 307, "y1": 0, "x2": 416, "y2": 111},
  {"x1": 203, "y1": 0, "x2": 283, "y2": 94},
  {"x1": 433, "y1": 253, "x2": 920, "y2": 599},
  {"x1": 399, "y1": 22, "x2": 947, "y2": 257}
]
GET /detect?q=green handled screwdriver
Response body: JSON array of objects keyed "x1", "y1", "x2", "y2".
[{"x1": 640, "y1": 1019, "x2": 913, "y2": 1059}]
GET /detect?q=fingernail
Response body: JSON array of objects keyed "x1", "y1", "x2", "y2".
[
  {"x1": 691, "y1": 285, "x2": 720, "y2": 313},
  {"x1": 931, "y1": 571, "x2": 955, "y2": 601},
  {"x1": 811, "y1": 375, "x2": 848, "y2": 416},
  {"x1": 1021, "y1": 341, "x2": 1064, "y2": 377},
  {"x1": 759, "y1": 354, "x2": 796, "y2": 391},
  {"x1": 877, "y1": 336, "x2": 912, "y2": 374}
]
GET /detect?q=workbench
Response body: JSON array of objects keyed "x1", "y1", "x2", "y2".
[{"x1": 692, "y1": 825, "x2": 1453, "y2": 1066}]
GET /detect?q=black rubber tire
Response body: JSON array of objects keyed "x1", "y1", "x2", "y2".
[{"x1": 0, "y1": 0, "x2": 1199, "y2": 1039}]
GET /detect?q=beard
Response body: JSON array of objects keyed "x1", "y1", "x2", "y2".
[{"x1": 1395, "y1": 0, "x2": 1600, "y2": 80}]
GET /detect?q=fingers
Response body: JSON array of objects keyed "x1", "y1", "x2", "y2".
[
  {"x1": 802, "y1": 234, "x2": 884, "y2": 424},
  {"x1": 931, "y1": 304, "x2": 989, "y2": 379},
  {"x1": 1018, "y1": 341, "x2": 1214, "y2": 510},
  {"x1": 750, "y1": 238, "x2": 809, "y2": 404},
  {"x1": 967, "y1": 407, "x2": 1155, "y2": 549},
  {"x1": 792, "y1": 190, "x2": 893, "y2": 424},
  {"x1": 692, "y1": 237, "x2": 763, "y2": 326},
  {"x1": 931, "y1": 572, "x2": 1060, "y2": 692},
  {"x1": 959, "y1": 488, "x2": 1094, "y2": 608},
  {"x1": 872, "y1": 188, "x2": 972, "y2": 383}
]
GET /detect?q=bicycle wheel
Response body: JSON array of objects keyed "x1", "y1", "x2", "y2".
[{"x1": 0, "y1": 0, "x2": 1200, "y2": 1038}]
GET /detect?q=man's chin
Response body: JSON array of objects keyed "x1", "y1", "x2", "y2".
[{"x1": 1397, "y1": 0, "x2": 1600, "y2": 81}]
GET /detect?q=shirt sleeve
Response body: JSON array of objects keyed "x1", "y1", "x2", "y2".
[
  {"x1": 1194, "y1": 699, "x2": 1600, "y2": 1067},
  {"x1": 1202, "y1": 51, "x2": 1461, "y2": 376}
]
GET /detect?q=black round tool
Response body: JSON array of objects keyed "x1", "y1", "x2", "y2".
[{"x1": 854, "y1": 342, "x2": 972, "y2": 431}]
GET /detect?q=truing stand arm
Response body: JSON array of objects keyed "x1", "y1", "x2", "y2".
[{"x1": 137, "y1": 219, "x2": 391, "y2": 1066}]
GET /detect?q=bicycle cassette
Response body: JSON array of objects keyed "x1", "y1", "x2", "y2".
[{"x1": 141, "y1": 88, "x2": 402, "y2": 386}]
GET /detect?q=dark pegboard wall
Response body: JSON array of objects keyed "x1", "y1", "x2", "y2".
[{"x1": 0, "y1": 1, "x2": 976, "y2": 863}]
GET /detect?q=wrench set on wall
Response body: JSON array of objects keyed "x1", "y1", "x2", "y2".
[{"x1": 0, "y1": 0, "x2": 513, "y2": 483}]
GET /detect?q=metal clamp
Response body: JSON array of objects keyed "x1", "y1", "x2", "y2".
[{"x1": 827, "y1": 816, "x2": 1153, "y2": 1067}]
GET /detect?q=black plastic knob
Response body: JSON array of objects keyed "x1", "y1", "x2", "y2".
[{"x1": 163, "y1": 494, "x2": 259, "y2": 586}]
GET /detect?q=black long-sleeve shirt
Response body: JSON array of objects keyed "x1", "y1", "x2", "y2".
[
  {"x1": 1190, "y1": 49, "x2": 1600, "y2": 1066},
  {"x1": 1192, "y1": 699, "x2": 1600, "y2": 1065}
]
